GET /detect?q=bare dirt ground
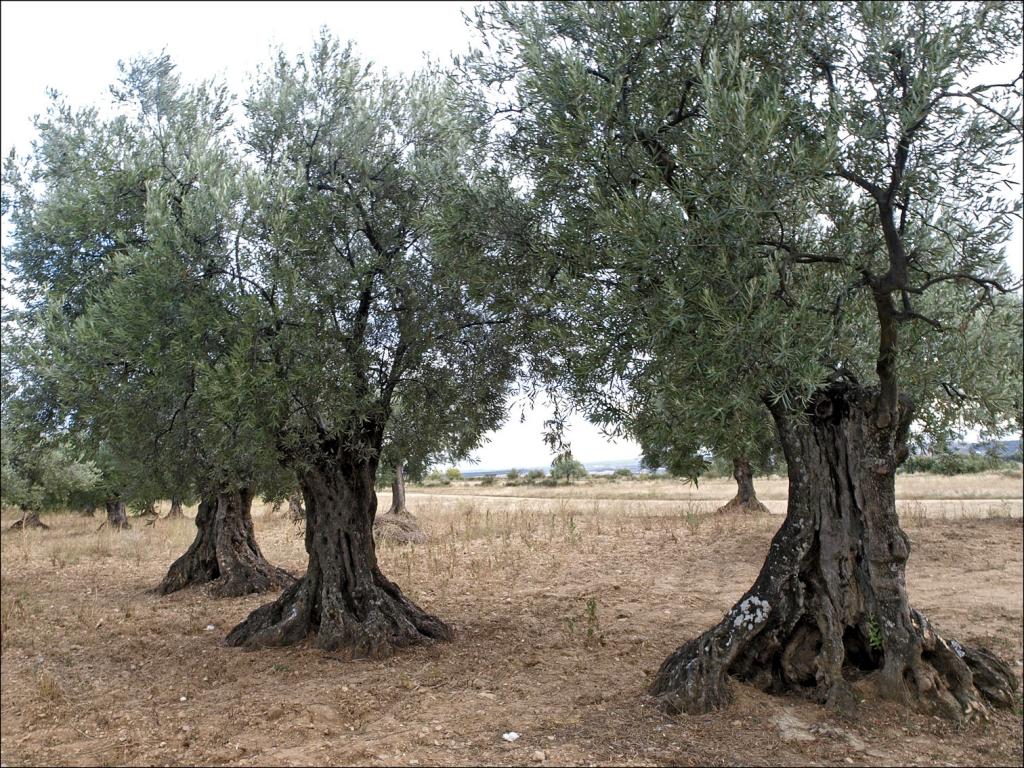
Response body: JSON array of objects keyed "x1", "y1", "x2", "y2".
[{"x1": 1, "y1": 472, "x2": 1022, "y2": 767}]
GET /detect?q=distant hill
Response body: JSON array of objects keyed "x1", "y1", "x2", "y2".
[
  {"x1": 948, "y1": 438, "x2": 1021, "y2": 459},
  {"x1": 456, "y1": 438, "x2": 1022, "y2": 478},
  {"x1": 459, "y1": 457, "x2": 651, "y2": 478}
]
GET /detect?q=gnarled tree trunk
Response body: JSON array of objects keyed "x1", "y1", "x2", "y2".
[
  {"x1": 8, "y1": 508, "x2": 49, "y2": 531},
  {"x1": 374, "y1": 461, "x2": 427, "y2": 544},
  {"x1": 140, "y1": 501, "x2": 158, "y2": 526},
  {"x1": 288, "y1": 492, "x2": 305, "y2": 522},
  {"x1": 104, "y1": 499, "x2": 130, "y2": 530},
  {"x1": 226, "y1": 453, "x2": 450, "y2": 658},
  {"x1": 166, "y1": 496, "x2": 184, "y2": 519},
  {"x1": 159, "y1": 488, "x2": 294, "y2": 597},
  {"x1": 387, "y1": 463, "x2": 408, "y2": 515},
  {"x1": 650, "y1": 384, "x2": 1017, "y2": 721},
  {"x1": 715, "y1": 456, "x2": 770, "y2": 515}
]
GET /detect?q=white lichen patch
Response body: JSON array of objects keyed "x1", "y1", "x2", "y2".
[{"x1": 732, "y1": 596, "x2": 770, "y2": 631}]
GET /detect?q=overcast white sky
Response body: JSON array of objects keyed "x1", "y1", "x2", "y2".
[{"x1": 1, "y1": 2, "x2": 1020, "y2": 470}]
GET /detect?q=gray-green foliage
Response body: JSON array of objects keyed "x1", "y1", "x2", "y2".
[
  {"x1": 469, "y1": 1, "x2": 1022, "y2": 467},
  {"x1": 3, "y1": 53, "x2": 287, "y2": 503},
  {"x1": 233, "y1": 34, "x2": 534, "y2": 470},
  {"x1": 4, "y1": 34, "x2": 535, "y2": 498},
  {"x1": 805, "y1": 1, "x2": 1023, "y2": 441},
  {"x1": 0, "y1": 436, "x2": 99, "y2": 514},
  {"x1": 0, "y1": 315, "x2": 100, "y2": 512},
  {"x1": 550, "y1": 452, "x2": 588, "y2": 480},
  {"x1": 899, "y1": 449, "x2": 1022, "y2": 475}
]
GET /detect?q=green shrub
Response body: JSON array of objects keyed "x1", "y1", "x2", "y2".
[
  {"x1": 506, "y1": 468, "x2": 520, "y2": 480},
  {"x1": 702, "y1": 455, "x2": 733, "y2": 478},
  {"x1": 480, "y1": 474, "x2": 496, "y2": 486},
  {"x1": 424, "y1": 470, "x2": 451, "y2": 486},
  {"x1": 526, "y1": 469, "x2": 545, "y2": 482},
  {"x1": 900, "y1": 452, "x2": 1020, "y2": 475},
  {"x1": 445, "y1": 467, "x2": 463, "y2": 481},
  {"x1": 551, "y1": 454, "x2": 588, "y2": 481},
  {"x1": 613, "y1": 467, "x2": 632, "y2": 478}
]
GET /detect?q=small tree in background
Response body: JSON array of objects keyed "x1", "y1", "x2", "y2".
[
  {"x1": 550, "y1": 452, "x2": 588, "y2": 482},
  {"x1": 0, "y1": 312, "x2": 100, "y2": 529},
  {"x1": 0, "y1": 435, "x2": 100, "y2": 531}
]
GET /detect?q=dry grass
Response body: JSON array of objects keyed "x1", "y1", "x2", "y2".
[
  {"x1": 1, "y1": 474, "x2": 1021, "y2": 767},
  {"x1": 416, "y1": 470, "x2": 1024, "y2": 518}
]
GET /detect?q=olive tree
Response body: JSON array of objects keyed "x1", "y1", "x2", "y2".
[
  {"x1": 4, "y1": 55, "x2": 294, "y2": 591},
  {"x1": 472, "y1": 0, "x2": 1022, "y2": 719},
  {"x1": 550, "y1": 452, "x2": 587, "y2": 481},
  {"x1": 214, "y1": 35, "x2": 534, "y2": 656},
  {"x1": 0, "y1": 307, "x2": 104, "y2": 529}
]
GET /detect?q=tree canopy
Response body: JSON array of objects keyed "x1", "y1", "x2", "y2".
[
  {"x1": 469, "y1": 0, "x2": 1023, "y2": 720},
  {"x1": 467, "y1": 0, "x2": 1022, "y2": 468}
]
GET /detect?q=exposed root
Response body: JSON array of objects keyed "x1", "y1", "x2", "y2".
[
  {"x1": 158, "y1": 492, "x2": 295, "y2": 598},
  {"x1": 650, "y1": 588, "x2": 1018, "y2": 720},
  {"x1": 374, "y1": 511, "x2": 428, "y2": 544},
  {"x1": 650, "y1": 384, "x2": 1019, "y2": 722},
  {"x1": 714, "y1": 496, "x2": 770, "y2": 515},
  {"x1": 159, "y1": 552, "x2": 294, "y2": 598},
  {"x1": 225, "y1": 565, "x2": 451, "y2": 658},
  {"x1": 650, "y1": 591, "x2": 772, "y2": 715},
  {"x1": 232, "y1": 459, "x2": 452, "y2": 658},
  {"x1": 8, "y1": 513, "x2": 49, "y2": 531}
]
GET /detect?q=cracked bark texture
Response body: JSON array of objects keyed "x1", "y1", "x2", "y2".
[
  {"x1": 104, "y1": 499, "x2": 130, "y2": 530},
  {"x1": 8, "y1": 509, "x2": 48, "y2": 531},
  {"x1": 226, "y1": 453, "x2": 450, "y2": 657},
  {"x1": 650, "y1": 384, "x2": 1018, "y2": 721},
  {"x1": 158, "y1": 488, "x2": 294, "y2": 597},
  {"x1": 166, "y1": 496, "x2": 184, "y2": 519}
]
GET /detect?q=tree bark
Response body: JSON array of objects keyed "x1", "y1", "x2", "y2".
[
  {"x1": 166, "y1": 496, "x2": 184, "y2": 519},
  {"x1": 158, "y1": 488, "x2": 294, "y2": 598},
  {"x1": 8, "y1": 508, "x2": 49, "y2": 531},
  {"x1": 288, "y1": 492, "x2": 305, "y2": 522},
  {"x1": 650, "y1": 383, "x2": 1018, "y2": 721},
  {"x1": 715, "y1": 456, "x2": 770, "y2": 514},
  {"x1": 374, "y1": 461, "x2": 428, "y2": 544},
  {"x1": 226, "y1": 453, "x2": 450, "y2": 657},
  {"x1": 387, "y1": 463, "x2": 408, "y2": 515},
  {"x1": 140, "y1": 501, "x2": 158, "y2": 525},
  {"x1": 104, "y1": 499, "x2": 130, "y2": 530}
]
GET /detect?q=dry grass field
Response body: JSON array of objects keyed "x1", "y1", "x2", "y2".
[{"x1": 1, "y1": 472, "x2": 1022, "y2": 767}]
